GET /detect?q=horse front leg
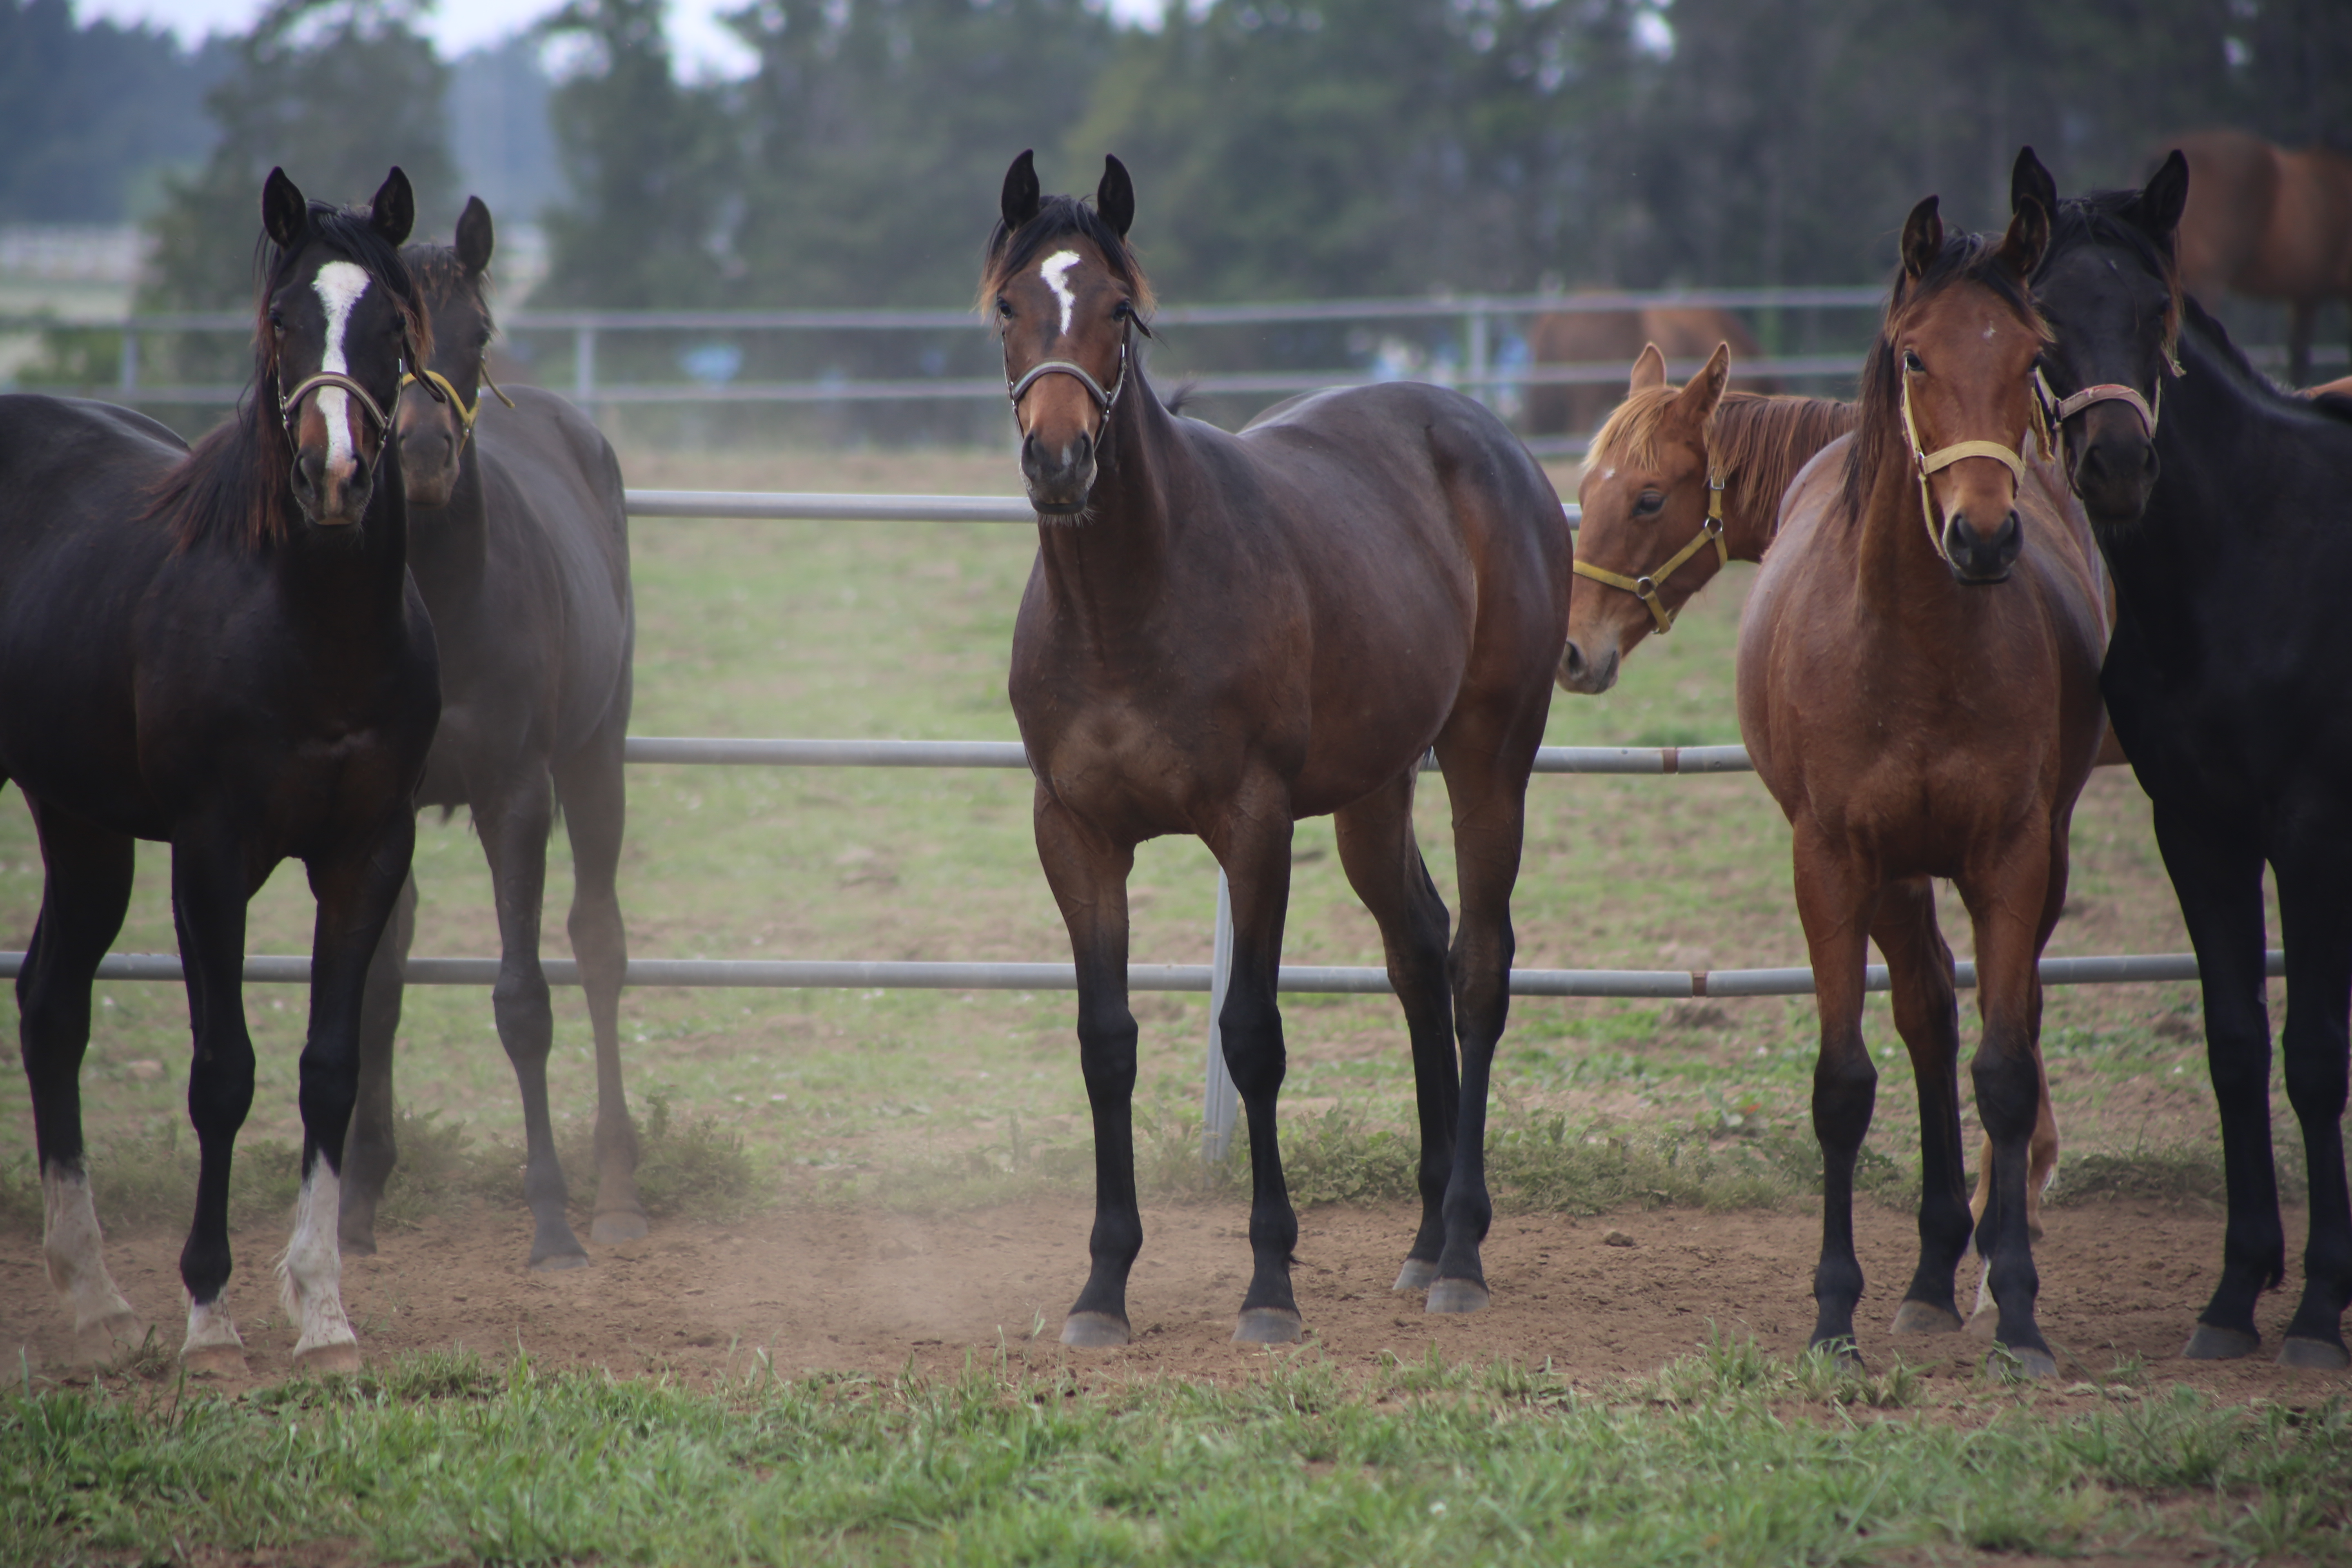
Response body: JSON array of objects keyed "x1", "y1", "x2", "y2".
[
  {"x1": 2152, "y1": 806, "x2": 2279, "y2": 1359},
  {"x1": 478, "y1": 779, "x2": 586, "y2": 1270},
  {"x1": 18, "y1": 802, "x2": 141, "y2": 1360},
  {"x1": 1962, "y1": 829, "x2": 2058, "y2": 1377},
  {"x1": 555, "y1": 733, "x2": 643, "y2": 1245},
  {"x1": 280, "y1": 814, "x2": 417, "y2": 1374},
  {"x1": 2270, "y1": 851, "x2": 2352, "y2": 1369},
  {"x1": 1035, "y1": 791, "x2": 1143, "y2": 1348},
  {"x1": 168, "y1": 826, "x2": 261, "y2": 1374},
  {"x1": 1869, "y1": 878, "x2": 1971, "y2": 1336},
  {"x1": 1208, "y1": 783, "x2": 1304, "y2": 1343},
  {"x1": 339, "y1": 868, "x2": 415, "y2": 1255},
  {"x1": 1791, "y1": 831, "x2": 1878, "y2": 1361}
]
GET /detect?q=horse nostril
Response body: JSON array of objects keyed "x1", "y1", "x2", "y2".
[{"x1": 1561, "y1": 640, "x2": 1588, "y2": 678}]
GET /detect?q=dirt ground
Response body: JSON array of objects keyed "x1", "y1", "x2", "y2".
[{"x1": 4, "y1": 1196, "x2": 2343, "y2": 1404}]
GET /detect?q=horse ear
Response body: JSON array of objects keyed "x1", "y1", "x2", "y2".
[
  {"x1": 1670, "y1": 342, "x2": 1732, "y2": 425},
  {"x1": 368, "y1": 167, "x2": 414, "y2": 247},
  {"x1": 1900, "y1": 196, "x2": 1943, "y2": 279},
  {"x1": 455, "y1": 196, "x2": 495, "y2": 276},
  {"x1": 1097, "y1": 155, "x2": 1135, "y2": 238},
  {"x1": 2010, "y1": 146, "x2": 2058, "y2": 222},
  {"x1": 2134, "y1": 149, "x2": 2190, "y2": 243},
  {"x1": 262, "y1": 167, "x2": 307, "y2": 249},
  {"x1": 1628, "y1": 342, "x2": 1667, "y2": 392},
  {"x1": 1998, "y1": 196, "x2": 2050, "y2": 281},
  {"x1": 1002, "y1": 150, "x2": 1042, "y2": 233}
]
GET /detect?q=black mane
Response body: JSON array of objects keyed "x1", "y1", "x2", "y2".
[
  {"x1": 1842, "y1": 229, "x2": 2043, "y2": 521},
  {"x1": 151, "y1": 200, "x2": 426, "y2": 553},
  {"x1": 979, "y1": 193, "x2": 1154, "y2": 317}
]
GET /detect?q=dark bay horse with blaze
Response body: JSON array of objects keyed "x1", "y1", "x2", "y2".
[
  {"x1": 989, "y1": 151, "x2": 1568, "y2": 1345},
  {"x1": 1736, "y1": 195, "x2": 2108, "y2": 1375},
  {"x1": 2016, "y1": 146, "x2": 2352, "y2": 1368},
  {"x1": 336, "y1": 197, "x2": 641, "y2": 1270},
  {"x1": 1564, "y1": 345, "x2": 2069, "y2": 1267},
  {"x1": 0, "y1": 169, "x2": 439, "y2": 1372}
]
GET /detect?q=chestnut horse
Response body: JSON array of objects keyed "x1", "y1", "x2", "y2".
[
  {"x1": 989, "y1": 151, "x2": 1568, "y2": 1345},
  {"x1": 1736, "y1": 194, "x2": 2107, "y2": 1375},
  {"x1": 2169, "y1": 129, "x2": 2352, "y2": 385},
  {"x1": 0, "y1": 170, "x2": 439, "y2": 1372},
  {"x1": 1525, "y1": 301, "x2": 1777, "y2": 437},
  {"x1": 2016, "y1": 146, "x2": 2352, "y2": 1368}
]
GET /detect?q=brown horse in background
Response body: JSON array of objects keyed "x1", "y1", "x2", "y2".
[
  {"x1": 2169, "y1": 129, "x2": 2352, "y2": 384},
  {"x1": 988, "y1": 151, "x2": 1568, "y2": 1347},
  {"x1": 1565, "y1": 343, "x2": 2068, "y2": 1278},
  {"x1": 1524, "y1": 300, "x2": 1779, "y2": 436},
  {"x1": 1736, "y1": 195, "x2": 2107, "y2": 1375}
]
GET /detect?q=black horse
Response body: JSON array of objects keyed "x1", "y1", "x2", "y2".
[
  {"x1": 2015, "y1": 146, "x2": 2352, "y2": 1369},
  {"x1": 0, "y1": 169, "x2": 439, "y2": 1372},
  {"x1": 336, "y1": 197, "x2": 641, "y2": 1271}
]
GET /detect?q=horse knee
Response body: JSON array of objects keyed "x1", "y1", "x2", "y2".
[
  {"x1": 1811, "y1": 1052, "x2": 1877, "y2": 1147},
  {"x1": 2282, "y1": 1038, "x2": 2350, "y2": 1124},
  {"x1": 1969, "y1": 1042, "x2": 2041, "y2": 1141},
  {"x1": 491, "y1": 968, "x2": 554, "y2": 1056},
  {"x1": 1076, "y1": 1008, "x2": 1138, "y2": 1097},
  {"x1": 1218, "y1": 1002, "x2": 1286, "y2": 1101}
]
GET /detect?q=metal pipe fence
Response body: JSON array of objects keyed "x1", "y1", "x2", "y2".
[{"x1": 7, "y1": 488, "x2": 2236, "y2": 1159}]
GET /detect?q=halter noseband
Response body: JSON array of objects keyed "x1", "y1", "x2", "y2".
[
  {"x1": 2032, "y1": 358, "x2": 2178, "y2": 477},
  {"x1": 1007, "y1": 333, "x2": 1130, "y2": 419},
  {"x1": 400, "y1": 363, "x2": 518, "y2": 445},
  {"x1": 1572, "y1": 470, "x2": 1729, "y2": 634},
  {"x1": 1899, "y1": 370, "x2": 2037, "y2": 557},
  {"x1": 279, "y1": 370, "x2": 397, "y2": 453}
]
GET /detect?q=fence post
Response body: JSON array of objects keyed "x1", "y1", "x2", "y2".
[
  {"x1": 118, "y1": 327, "x2": 137, "y2": 395},
  {"x1": 1465, "y1": 301, "x2": 1490, "y2": 408},
  {"x1": 573, "y1": 323, "x2": 597, "y2": 419},
  {"x1": 1202, "y1": 870, "x2": 1240, "y2": 1162}
]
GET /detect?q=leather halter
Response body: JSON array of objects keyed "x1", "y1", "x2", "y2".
[
  {"x1": 2032, "y1": 361, "x2": 2176, "y2": 475},
  {"x1": 1899, "y1": 370, "x2": 2032, "y2": 555},
  {"x1": 1572, "y1": 470, "x2": 1729, "y2": 634},
  {"x1": 400, "y1": 363, "x2": 517, "y2": 446},
  {"x1": 1007, "y1": 333, "x2": 1130, "y2": 418},
  {"x1": 279, "y1": 370, "x2": 397, "y2": 453}
]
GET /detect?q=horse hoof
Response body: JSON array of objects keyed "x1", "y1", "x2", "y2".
[
  {"x1": 1425, "y1": 1278, "x2": 1490, "y2": 1316},
  {"x1": 529, "y1": 1249, "x2": 591, "y2": 1273},
  {"x1": 1891, "y1": 1301, "x2": 1964, "y2": 1335},
  {"x1": 292, "y1": 1342, "x2": 363, "y2": 1377},
  {"x1": 1060, "y1": 1312, "x2": 1130, "y2": 1348},
  {"x1": 1965, "y1": 1305, "x2": 2000, "y2": 1341},
  {"x1": 590, "y1": 1212, "x2": 650, "y2": 1245},
  {"x1": 2182, "y1": 1324, "x2": 2261, "y2": 1361},
  {"x1": 181, "y1": 1344, "x2": 247, "y2": 1378},
  {"x1": 74, "y1": 1309, "x2": 145, "y2": 1361},
  {"x1": 2277, "y1": 1336, "x2": 2351, "y2": 1371},
  {"x1": 1392, "y1": 1258, "x2": 1439, "y2": 1293},
  {"x1": 1988, "y1": 1345, "x2": 2057, "y2": 1380},
  {"x1": 1233, "y1": 1307, "x2": 1304, "y2": 1345},
  {"x1": 339, "y1": 1231, "x2": 378, "y2": 1257}
]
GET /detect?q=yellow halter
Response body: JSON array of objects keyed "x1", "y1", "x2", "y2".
[
  {"x1": 399, "y1": 363, "x2": 517, "y2": 445},
  {"x1": 1898, "y1": 370, "x2": 2035, "y2": 556},
  {"x1": 1571, "y1": 469, "x2": 1730, "y2": 635}
]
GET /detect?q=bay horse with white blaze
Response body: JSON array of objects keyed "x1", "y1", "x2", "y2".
[
  {"x1": 0, "y1": 169, "x2": 439, "y2": 1372},
  {"x1": 1736, "y1": 194, "x2": 2108, "y2": 1375},
  {"x1": 2015, "y1": 146, "x2": 2352, "y2": 1368},
  {"x1": 336, "y1": 196, "x2": 643, "y2": 1271},
  {"x1": 990, "y1": 151, "x2": 1568, "y2": 1345}
]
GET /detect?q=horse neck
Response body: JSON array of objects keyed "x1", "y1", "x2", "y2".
[
  {"x1": 1033, "y1": 370, "x2": 1179, "y2": 633},
  {"x1": 1715, "y1": 395, "x2": 1857, "y2": 561},
  {"x1": 1851, "y1": 412, "x2": 1953, "y2": 617},
  {"x1": 408, "y1": 441, "x2": 490, "y2": 604}
]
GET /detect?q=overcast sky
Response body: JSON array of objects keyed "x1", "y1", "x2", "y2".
[{"x1": 74, "y1": 0, "x2": 1160, "y2": 77}]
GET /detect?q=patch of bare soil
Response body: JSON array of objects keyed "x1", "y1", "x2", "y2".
[{"x1": 4, "y1": 1197, "x2": 2340, "y2": 1406}]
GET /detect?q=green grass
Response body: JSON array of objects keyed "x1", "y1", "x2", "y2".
[{"x1": 7, "y1": 1341, "x2": 2347, "y2": 1566}]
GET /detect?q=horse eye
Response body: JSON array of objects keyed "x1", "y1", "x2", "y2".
[
  {"x1": 268, "y1": 308, "x2": 284, "y2": 330},
  {"x1": 1902, "y1": 350, "x2": 1925, "y2": 374},
  {"x1": 1112, "y1": 301, "x2": 1132, "y2": 320},
  {"x1": 996, "y1": 298, "x2": 1015, "y2": 320},
  {"x1": 1634, "y1": 490, "x2": 1665, "y2": 516}
]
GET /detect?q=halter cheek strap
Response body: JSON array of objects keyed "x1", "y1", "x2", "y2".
[
  {"x1": 1571, "y1": 469, "x2": 1730, "y2": 634},
  {"x1": 1900, "y1": 372, "x2": 2030, "y2": 555},
  {"x1": 400, "y1": 364, "x2": 519, "y2": 445}
]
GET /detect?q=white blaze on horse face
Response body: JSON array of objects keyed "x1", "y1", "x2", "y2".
[
  {"x1": 311, "y1": 260, "x2": 372, "y2": 469},
  {"x1": 1041, "y1": 250, "x2": 1083, "y2": 336},
  {"x1": 278, "y1": 1159, "x2": 358, "y2": 1363},
  {"x1": 42, "y1": 1165, "x2": 138, "y2": 1336}
]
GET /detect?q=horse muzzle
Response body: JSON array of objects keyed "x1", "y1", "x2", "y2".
[
  {"x1": 1556, "y1": 635, "x2": 1621, "y2": 695},
  {"x1": 1021, "y1": 428, "x2": 1097, "y2": 517},
  {"x1": 1941, "y1": 508, "x2": 2021, "y2": 584},
  {"x1": 292, "y1": 446, "x2": 374, "y2": 528},
  {"x1": 2068, "y1": 424, "x2": 2160, "y2": 529}
]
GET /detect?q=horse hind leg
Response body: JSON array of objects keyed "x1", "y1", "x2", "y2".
[
  {"x1": 2270, "y1": 852, "x2": 2352, "y2": 1369},
  {"x1": 555, "y1": 734, "x2": 644, "y2": 1244},
  {"x1": 339, "y1": 869, "x2": 416, "y2": 1254},
  {"x1": 19, "y1": 802, "x2": 143, "y2": 1362},
  {"x1": 1871, "y1": 879, "x2": 1970, "y2": 1338},
  {"x1": 1333, "y1": 769, "x2": 1455, "y2": 1295}
]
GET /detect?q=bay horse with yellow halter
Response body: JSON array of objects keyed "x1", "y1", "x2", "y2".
[
  {"x1": 1736, "y1": 193, "x2": 2108, "y2": 1375},
  {"x1": 0, "y1": 169, "x2": 439, "y2": 1372},
  {"x1": 334, "y1": 196, "x2": 643, "y2": 1272},
  {"x1": 987, "y1": 151, "x2": 1569, "y2": 1345}
]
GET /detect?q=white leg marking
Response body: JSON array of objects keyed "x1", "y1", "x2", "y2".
[
  {"x1": 1040, "y1": 250, "x2": 1082, "y2": 335},
  {"x1": 41, "y1": 1165, "x2": 137, "y2": 1336},
  {"x1": 182, "y1": 1294, "x2": 245, "y2": 1361},
  {"x1": 278, "y1": 1161, "x2": 358, "y2": 1364},
  {"x1": 311, "y1": 260, "x2": 372, "y2": 471}
]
